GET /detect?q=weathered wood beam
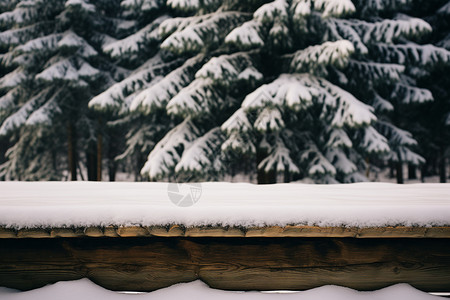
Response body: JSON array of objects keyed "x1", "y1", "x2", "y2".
[
  {"x1": 1, "y1": 226, "x2": 449, "y2": 238},
  {"x1": 0, "y1": 237, "x2": 449, "y2": 292}
]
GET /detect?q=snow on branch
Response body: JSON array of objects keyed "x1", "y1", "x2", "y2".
[
  {"x1": 26, "y1": 89, "x2": 63, "y2": 126},
  {"x1": 141, "y1": 118, "x2": 199, "y2": 179},
  {"x1": 359, "y1": 16, "x2": 431, "y2": 44},
  {"x1": 65, "y1": 0, "x2": 95, "y2": 12},
  {"x1": 391, "y1": 83, "x2": 433, "y2": 104},
  {"x1": 291, "y1": 0, "x2": 355, "y2": 18},
  {"x1": 376, "y1": 121, "x2": 417, "y2": 147},
  {"x1": 221, "y1": 131, "x2": 256, "y2": 154},
  {"x1": 254, "y1": 0, "x2": 288, "y2": 23},
  {"x1": 161, "y1": 12, "x2": 247, "y2": 54},
  {"x1": 175, "y1": 127, "x2": 223, "y2": 173},
  {"x1": 325, "y1": 127, "x2": 352, "y2": 148},
  {"x1": 120, "y1": 0, "x2": 162, "y2": 11},
  {"x1": 167, "y1": 0, "x2": 221, "y2": 12},
  {"x1": 242, "y1": 74, "x2": 317, "y2": 110},
  {"x1": 131, "y1": 55, "x2": 203, "y2": 113},
  {"x1": 254, "y1": 107, "x2": 285, "y2": 132},
  {"x1": 36, "y1": 57, "x2": 99, "y2": 82},
  {"x1": 326, "y1": 147, "x2": 357, "y2": 175},
  {"x1": 374, "y1": 43, "x2": 450, "y2": 66},
  {"x1": 89, "y1": 55, "x2": 167, "y2": 111},
  {"x1": 0, "y1": 88, "x2": 19, "y2": 110},
  {"x1": 16, "y1": 34, "x2": 63, "y2": 52},
  {"x1": 0, "y1": 5, "x2": 37, "y2": 26},
  {"x1": 290, "y1": 40, "x2": 354, "y2": 73},
  {"x1": 318, "y1": 76, "x2": 377, "y2": 127},
  {"x1": 243, "y1": 74, "x2": 375, "y2": 127},
  {"x1": 258, "y1": 136, "x2": 300, "y2": 173},
  {"x1": 388, "y1": 147, "x2": 425, "y2": 165},
  {"x1": 360, "y1": 126, "x2": 390, "y2": 154},
  {"x1": 301, "y1": 143, "x2": 336, "y2": 176},
  {"x1": 325, "y1": 19, "x2": 368, "y2": 55},
  {"x1": 221, "y1": 108, "x2": 252, "y2": 133},
  {"x1": 0, "y1": 68, "x2": 26, "y2": 89},
  {"x1": 438, "y1": 1, "x2": 450, "y2": 15},
  {"x1": 353, "y1": 0, "x2": 411, "y2": 15},
  {"x1": 372, "y1": 93, "x2": 394, "y2": 112},
  {"x1": 0, "y1": 23, "x2": 43, "y2": 46},
  {"x1": 225, "y1": 20, "x2": 264, "y2": 49},
  {"x1": 57, "y1": 31, "x2": 97, "y2": 58},
  {"x1": 0, "y1": 89, "x2": 50, "y2": 136},
  {"x1": 103, "y1": 16, "x2": 168, "y2": 58},
  {"x1": 166, "y1": 77, "x2": 217, "y2": 117},
  {"x1": 195, "y1": 52, "x2": 262, "y2": 84},
  {"x1": 348, "y1": 60, "x2": 404, "y2": 81}
]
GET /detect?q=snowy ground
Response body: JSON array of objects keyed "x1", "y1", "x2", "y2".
[
  {"x1": 0, "y1": 279, "x2": 445, "y2": 300},
  {"x1": 0, "y1": 181, "x2": 449, "y2": 228}
]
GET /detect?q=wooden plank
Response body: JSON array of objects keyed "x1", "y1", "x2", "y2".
[
  {"x1": 2, "y1": 226, "x2": 449, "y2": 238},
  {"x1": 0, "y1": 228, "x2": 16, "y2": 238},
  {"x1": 16, "y1": 229, "x2": 50, "y2": 238},
  {"x1": 186, "y1": 227, "x2": 245, "y2": 237},
  {"x1": 0, "y1": 237, "x2": 449, "y2": 292}
]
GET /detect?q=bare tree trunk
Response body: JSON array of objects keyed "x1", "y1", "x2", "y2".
[
  {"x1": 67, "y1": 122, "x2": 77, "y2": 181},
  {"x1": 97, "y1": 118, "x2": 102, "y2": 182},
  {"x1": 439, "y1": 148, "x2": 446, "y2": 183},
  {"x1": 408, "y1": 164, "x2": 417, "y2": 180},
  {"x1": 86, "y1": 143, "x2": 97, "y2": 181},
  {"x1": 396, "y1": 161, "x2": 404, "y2": 184}
]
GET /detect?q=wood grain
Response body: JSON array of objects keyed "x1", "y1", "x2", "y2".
[
  {"x1": 0, "y1": 237, "x2": 449, "y2": 292},
  {"x1": 2, "y1": 226, "x2": 449, "y2": 238}
]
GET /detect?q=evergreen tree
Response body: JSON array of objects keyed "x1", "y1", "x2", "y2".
[
  {"x1": 0, "y1": 0, "x2": 117, "y2": 180},
  {"x1": 88, "y1": 0, "x2": 180, "y2": 181},
  {"x1": 128, "y1": 0, "x2": 450, "y2": 183}
]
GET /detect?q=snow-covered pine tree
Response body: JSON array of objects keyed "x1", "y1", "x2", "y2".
[
  {"x1": 0, "y1": 0, "x2": 116, "y2": 180},
  {"x1": 127, "y1": 0, "x2": 450, "y2": 183},
  {"x1": 88, "y1": 0, "x2": 184, "y2": 181},
  {"x1": 396, "y1": 0, "x2": 450, "y2": 182}
]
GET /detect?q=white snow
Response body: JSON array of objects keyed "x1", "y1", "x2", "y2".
[
  {"x1": 225, "y1": 20, "x2": 264, "y2": 48},
  {"x1": 291, "y1": 40, "x2": 355, "y2": 71},
  {"x1": 140, "y1": 118, "x2": 198, "y2": 179},
  {"x1": 131, "y1": 54, "x2": 202, "y2": 112},
  {"x1": 292, "y1": 0, "x2": 355, "y2": 18},
  {"x1": 0, "y1": 181, "x2": 449, "y2": 229},
  {"x1": 0, "y1": 279, "x2": 444, "y2": 300},
  {"x1": 103, "y1": 16, "x2": 167, "y2": 57},
  {"x1": 65, "y1": 0, "x2": 96, "y2": 12}
]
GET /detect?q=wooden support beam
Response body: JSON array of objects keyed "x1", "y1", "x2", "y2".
[
  {"x1": 1, "y1": 226, "x2": 450, "y2": 238},
  {"x1": 0, "y1": 237, "x2": 449, "y2": 292}
]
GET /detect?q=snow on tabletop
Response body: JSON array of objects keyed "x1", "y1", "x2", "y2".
[
  {"x1": 0, "y1": 279, "x2": 444, "y2": 300},
  {"x1": 0, "y1": 182, "x2": 449, "y2": 229}
]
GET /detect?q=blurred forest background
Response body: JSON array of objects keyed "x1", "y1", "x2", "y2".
[{"x1": 0, "y1": 0, "x2": 449, "y2": 184}]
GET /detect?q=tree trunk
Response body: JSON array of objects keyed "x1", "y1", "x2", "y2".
[
  {"x1": 439, "y1": 148, "x2": 446, "y2": 183},
  {"x1": 86, "y1": 142, "x2": 97, "y2": 181},
  {"x1": 396, "y1": 161, "x2": 404, "y2": 184},
  {"x1": 408, "y1": 164, "x2": 417, "y2": 180},
  {"x1": 108, "y1": 158, "x2": 116, "y2": 182},
  {"x1": 67, "y1": 122, "x2": 77, "y2": 181},
  {"x1": 97, "y1": 119, "x2": 102, "y2": 182}
]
